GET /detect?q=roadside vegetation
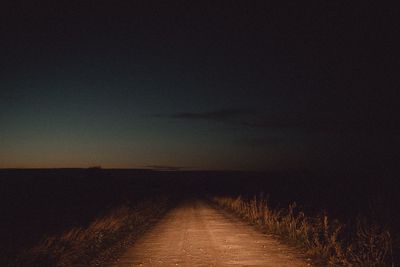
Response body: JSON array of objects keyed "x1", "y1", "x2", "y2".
[
  {"x1": 213, "y1": 195, "x2": 394, "y2": 266},
  {"x1": 13, "y1": 196, "x2": 173, "y2": 267}
]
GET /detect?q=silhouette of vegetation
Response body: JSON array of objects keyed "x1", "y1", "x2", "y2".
[
  {"x1": 213, "y1": 195, "x2": 394, "y2": 266},
  {"x1": 15, "y1": 197, "x2": 172, "y2": 267}
]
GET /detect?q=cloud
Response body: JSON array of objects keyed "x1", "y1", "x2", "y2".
[
  {"x1": 169, "y1": 108, "x2": 325, "y2": 131},
  {"x1": 169, "y1": 108, "x2": 400, "y2": 134},
  {"x1": 145, "y1": 165, "x2": 187, "y2": 171},
  {"x1": 171, "y1": 108, "x2": 257, "y2": 122}
]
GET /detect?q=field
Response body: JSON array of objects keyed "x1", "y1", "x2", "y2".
[{"x1": 1, "y1": 169, "x2": 399, "y2": 266}]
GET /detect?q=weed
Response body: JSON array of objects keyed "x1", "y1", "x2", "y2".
[
  {"x1": 213, "y1": 195, "x2": 394, "y2": 266},
  {"x1": 14, "y1": 197, "x2": 171, "y2": 267}
]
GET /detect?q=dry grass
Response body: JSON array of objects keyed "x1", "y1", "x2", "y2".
[
  {"x1": 14, "y1": 197, "x2": 171, "y2": 267},
  {"x1": 213, "y1": 195, "x2": 394, "y2": 266}
]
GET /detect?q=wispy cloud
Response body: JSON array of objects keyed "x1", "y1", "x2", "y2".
[
  {"x1": 171, "y1": 108, "x2": 257, "y2": 122},
  {"x1": 168, "y1": 108, "x2": 399, "y2": 134},
  {"x1": 169, "y1": 108, "x2": 318, "y2": 131},
  {"x1": 145, "y1": 165, "x2": 187, "y2": 171}
]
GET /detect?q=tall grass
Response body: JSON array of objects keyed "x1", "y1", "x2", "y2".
[
  {"x1": 14, "y1": 197, "x2": 172, "y2": 267},
  {"x1": 213, "y1": 195, "x2": 394, "y2": 266}
]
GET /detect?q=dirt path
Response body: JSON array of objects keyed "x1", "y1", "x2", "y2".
[{"x1": 110, "y1": 200, "x2": 312, "y2": 267}]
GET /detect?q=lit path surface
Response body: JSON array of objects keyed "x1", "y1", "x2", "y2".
[{"x1": 110, "y1": 201, "x2": 312, "y2": 267}]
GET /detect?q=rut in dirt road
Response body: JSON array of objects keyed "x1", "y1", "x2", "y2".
[{"x1": 110, "y1": 201, "x2": 312, "y2": 267}]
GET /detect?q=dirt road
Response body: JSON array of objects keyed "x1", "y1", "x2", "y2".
[{"x1": 110, "y1": 201, "x2": 312, "y2": 267}]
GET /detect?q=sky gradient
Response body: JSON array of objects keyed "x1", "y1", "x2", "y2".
[{"x1": 1, "y1": 2, "x2": 399, "y2": 171}]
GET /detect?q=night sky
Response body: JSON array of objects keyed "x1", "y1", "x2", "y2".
[{"x1": 1, "y1": 2, "x2": 399, "y2": 171}]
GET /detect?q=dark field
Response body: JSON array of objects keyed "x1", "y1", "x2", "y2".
[{"x1": 1, "y1": 169, "x2": 399, "y2": 265}]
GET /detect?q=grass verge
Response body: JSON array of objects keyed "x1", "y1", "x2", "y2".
[
  {"x1": 13, "y1": 196, "x2": 173, "y2": 267},
  {"x1": 213, "y1": 195, "x2": 394, "y2": 266}
]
